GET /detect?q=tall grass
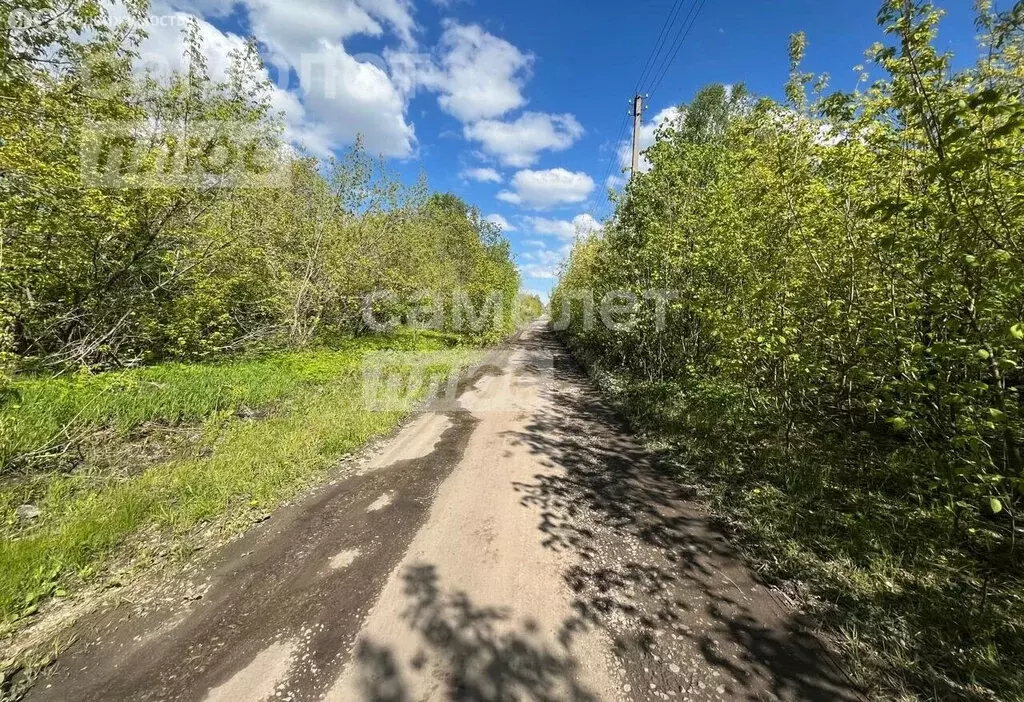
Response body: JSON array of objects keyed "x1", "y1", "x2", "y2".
[
  {"x1": 579, "y1": 358, "x2": 1024, "y2": 701},
  {"x1": 0, "y1": 331, "x2": 471, "y2": 628},
  {"x1": 0, "y1": 331, "x2": 458, "y2": 472}
]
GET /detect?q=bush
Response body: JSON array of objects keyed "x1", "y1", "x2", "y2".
[{"x1": 554, "y1": 2, "x2": 1024, "y2": 698}]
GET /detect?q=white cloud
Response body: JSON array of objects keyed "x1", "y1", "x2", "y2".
[
  {"x1": 389, "y1": 21, "x2": 532, "y2": 123},
  {"x1": 606, "y1": 174, "x2": 627, "y2": 190},
  {"x1": 483, "y1": 214, "x2": 516, "y2": 231},
  {"x1": 521, "y1": 266, "x2": 558, "y2": 280},
  {"x1": 123, "y1": 2, "x2": 581, "y2": 166},
  {"x1": 298, "y1": 42, "x2": 416, "y2": 157},
  {"x1": 526, "y1": 217, "x2": 574, "y2": 236},
  {"x1": 128, "y1": 5, "x2": 330, "y2": 157},
  {"x1": 268, "y1": 89, "x2": 337, "y2": 158},
  {"x1": 574, "y1": 213, "x2": 603, "y2": 234},
  {"x1": 436, "y1": 22, "x2": 530, "y2": 121},
  {"x1": 462, "y1": 167, "x2": 502, "y2": 183},
  {"x1": 498, "y1": 168, "x2": 595, "y2": 209},
  {"x1": 464, "y1": 112, "x2": 583, "y2": 168},
  {"x1": 524, "y1": 214, "x2": 602, "y2": 240},
  {"x1": 245, "y1": 0, "x2": 419, "y2": 157},
  {"x1": 245, "y1": 0, "x2": 418, "y2": 64},
  {"x1": 516, "y1": 217, "x2": 597, "y2": 284},
  {"x1": 385, "y1": 24, "x2": 583, "y2": 170},
  {"x1": 618, "y1": 105, "x2": 683, "y2": 174},
  {"x1": 132, "y1": 0, "x2": 419, "y2": 158},
  {"x1": 362, "y1": 0, "x2": 418, "y2": 47},
  {"x1": 519, "y1": 241, "x2": 572, "y2": 280}
]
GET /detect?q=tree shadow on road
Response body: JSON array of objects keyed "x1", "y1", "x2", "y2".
[
  {"x1": 352, "y1": 564, "x2": 599, "y2": 702},
  {"x1": 501, "y1": 331, "x2": 862, "y2": 701}
]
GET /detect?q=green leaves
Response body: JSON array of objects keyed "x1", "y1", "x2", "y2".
[
  {"x1": 552, "y1": 4, "x2": 1024, "y2": 697},
  {"x1": 0, "y1": 9, "x2": 522, "y2": 370},
  {"x1": 555, "y1": 0, "x2": 1024, "y2": 624},
  {"x1": 984, "y1": 497, "x2": 1003, "y2": 516}
]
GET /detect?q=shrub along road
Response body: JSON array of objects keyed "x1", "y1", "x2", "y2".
[{"x1": 25, "y1": 323, "x2": 861, "y2": 702}]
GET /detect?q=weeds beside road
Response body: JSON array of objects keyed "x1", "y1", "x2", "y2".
[
  {"x1": 568, "y1": 340, "x2": 1024, "y2": 702},
  {"x1": 0, "y1": 331, "x2": 474, "y2": 639}
]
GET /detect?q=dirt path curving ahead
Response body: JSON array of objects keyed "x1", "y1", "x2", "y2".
[{"x1": 26, "y1": 322, "x2": 862, "y2": 702}]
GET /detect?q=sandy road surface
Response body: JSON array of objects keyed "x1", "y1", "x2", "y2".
[{"x1": 26, "y1": 322, "x2": 860, "y2": 702}]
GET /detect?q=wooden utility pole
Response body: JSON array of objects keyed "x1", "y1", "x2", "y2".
[{"x1": 630, "y1": 94, "x2": 644, "y2": 181}]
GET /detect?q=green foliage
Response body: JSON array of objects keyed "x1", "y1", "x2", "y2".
[
  {"x1": 555, "y1": 2, "x2": 1024, "y2": 699},
  {"x1": 0, "y1": 0, "x2": 521, "y2": 370},
  {"x1": 0, "y1": 332, "x2": 472, "y2": 629},
  {"x1": 0, "y1": 0, "x2": 525, "y2": 641},
  {"x1": 0, "y1": 330, "x2": 453, "y2": 472},
  {"x1": 514, "y1": 293, "x2": 545, "y2": 327}
]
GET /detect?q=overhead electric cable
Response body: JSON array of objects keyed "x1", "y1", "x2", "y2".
[
  {"x1": 599, "y1": 108, "x2": 632, "y2": 195},
  {"x1": 646, "y1": 0, "x2": 708, "y2": 99},
  {"x1": 633, "y1": 0, "x2": 690, "y2": 94},
  {"x1": 598, "y1": 0, "x2": 706, "y2": 206}
]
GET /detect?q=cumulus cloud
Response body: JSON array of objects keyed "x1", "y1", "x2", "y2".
[
  {"x1": 389, "y1": 21, "x2": 532, "y2": 122},
  {"x1": 483, "y1": 214, "x2": 516, "y2": 231},
  {"x1": 464, "y1": 112, "x2": 583, "y2": 168},
  {"x1": 519, "y1": 241, "x2": 572, "y2": 280},
  {"x1": 132, "y1": 0, "x2": 419, "y2": 158},
  {"x1": 573, "y1": 213, "x2": 603, "y2": 234},
  {"x1": 386, "y1": 21, "x2": 584, "y2": 169},
  {"x1": 523, "y1": 217, "x2": 574, "y2": 239},
  {"x1": 245, "y1": 0, "x2": 419, "y2": 157},
  {"x1": 246, "y1": 0, "x2": 418, "y2": 64},
  {"x1": 497, "y1": 168, "x2": 595, "y2": 210},
  {"x1": 521, "y1": 266, "x2": 558, "y2": 280},
  {"x1": 618, "y1": 105, "x2": 683, "y2": 174},
  {"x1": 128, "y1": 4, "x2": 331, "y2": 157},
  {"x1": 297, "y1": 42, "x2": 416, "y2": 157},
  {"x1": 520, "y1": 252, "x2": 560, "y2": 278},
  {"x1": 524, "y1": 213, "x2": 602, "y2": 240},
  {"x1": 125, "y1": 2, "x2": 581, "y2": 167},
  {"x1": 462, "y1": 167, "x2": 502, "y2": 183},
  {"x1": 606, "y1": 174, "x2": 627, "y2": 190},
  {"x1": 521, "y1": 267, "x2": 558, "y2": 280}
]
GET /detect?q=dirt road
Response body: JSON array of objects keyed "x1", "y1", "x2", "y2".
[{"x1": 26, "y1": 322, "x2": 860, "y2": 701}]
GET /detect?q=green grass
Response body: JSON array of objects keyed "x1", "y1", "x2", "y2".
[
  {"x1": 569, "y1": 346, "x2": 1024, "y2": 702},
  {"x1": 0, "y1": 330, "x2": 477, "y2": 630},
  {"x1": 0, "y1": 331, "x2": 462, "y2": 472}
]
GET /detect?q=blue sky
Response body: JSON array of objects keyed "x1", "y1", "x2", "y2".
[{"x1": 141, "y1": 0, "x2": 981, "y2": 299}]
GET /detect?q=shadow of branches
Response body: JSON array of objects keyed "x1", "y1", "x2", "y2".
[
  {"x1": 353, "y1": 564, "x2": 599, "y2": 701},
  {"x1": 501, "y1": 330, "x2": 861, "y2": 701}
]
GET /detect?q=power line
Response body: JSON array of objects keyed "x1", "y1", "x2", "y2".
[
  {"x1": 599, "y1": 107, "x2": 631, "y2": 196},
  {"x1": 646, "y1": 0, "x2": 708, "y2": 99},
  {"x1": 632, "y1": 0, "x2": 690, "y2": 94},
  {"x1": 598, "y1": 0, "x2": 706, "y2": 207},
  {"x1": 645, "y1": 0, "x2": 702, "y2": 96},
  {"x1": 613, "y1": 0, "x2": 691, "y2": 188}
]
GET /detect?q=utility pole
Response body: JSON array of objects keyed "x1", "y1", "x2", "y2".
[{"x1": 630, "y1": 94, "x2": 644, "y2": 181}]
